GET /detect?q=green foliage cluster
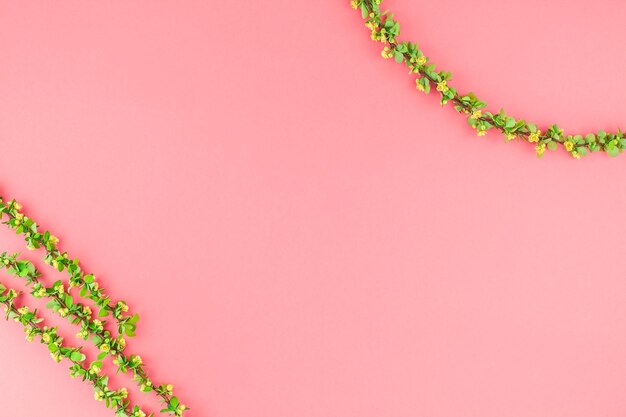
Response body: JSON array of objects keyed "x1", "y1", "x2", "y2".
[
  {"x1": 352, "y1": 0, "x2": 626, "y2": 159},
  {"x1": 0, "y1": 197, "x2": 188, "y2": 417}
]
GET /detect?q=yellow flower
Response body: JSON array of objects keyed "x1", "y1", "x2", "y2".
[
  {"x1": 13, "y1": 202, "x2": 22, "y2": 211},
  {"x1": 380, "y1": 46, "x2": 391, "y2": 59},
  {"x1": 50, "y1": 351, "x2": 62, "y2": 363},
  {"x1": 83, "y1": 306, "x2": 92, "y2": 316},
  {"x1": 58, "y1": 308, "x2": 69, "y2": 317},
  {"x1": 133, "y1": 355, "x2": 143, "y2": 366},
  {"x1": 90, "y1": 364, "x2": 101, "y2": 375},
  {"x1": 436, "y1": 80, "x2": 449, "y2": 92},
  {"x1": 506, "y1": 133, "x2": 516, "y2": 141},
  {"x1": 572, "y1": 151, "x2": 581, "y2": 159},
  {"x1": 42, "y1": 333, "x2": 51, "y2": 343},
  {"x1": 166, "y1": 384, "x2": 174, "y2": 393},
  {"x1": 564, "y1": 141, "x2": 574, "y2": 151},
  {"x1": 18, "y1": 306, "x2": 29, "y2": 315},
  {"x1": 415, "y1": 78, "x2": 425, "y2": 92},
  {"x1": 477, "y1": 129, "x2": 487, "y2": 137},
  {"x1": 535, "y1": 144, "x2": 546, "y2": 157},
  {"x1": 350, "y1": 0, "x2": 358, "y2": 9},
  {"x1": 119, "y1": 388, "x2": 128, "y2": 398},
  {"x1": 94, "y1": 390, "x2": 105, "y2": 401},
  {"x1": 49, "y1": 235, "x2": 59, "y2": 245},
  {"x1": 471, "y1": 110, "x2": 482, "y2": 119},
  {"x1": 117, "y1": 301, "x2": 129, "y2": 312},
  {"x1": 134, "y1": 411, "x2": 146, "y2": 417},
  {"x1": 528, "y1": 130, "x2": 541, "y2": 143},
  {"x1": 416, "y1": 56, "x2": 427, "y2": 66}
]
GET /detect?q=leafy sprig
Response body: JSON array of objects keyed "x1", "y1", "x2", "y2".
[
  {"x1": 0, "y1": 283, "x2": 150, "y2": 417},
  {"x1": 0, "y1": 198, "x2": 138, "y2": 336},
  {"x1": 0, "y1": 253, "x2": 185, "y2": 415},
  {"x1": 351, "y1": 0, "x2": 626, "y2": 158}
]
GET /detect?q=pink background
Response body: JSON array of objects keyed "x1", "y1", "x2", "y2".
[{"x1": 2, "y1": 1, "x2": 626, "y2": 416}]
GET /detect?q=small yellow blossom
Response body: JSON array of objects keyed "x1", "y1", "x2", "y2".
[
  {"x1": 350, "y1": 0, "x2": 358, "y2": 9},
  {"x1": 416, "y1": 55, "x2": 427, "y2": 66},
  {"x1": 166, "y1": 384, "x2": 174, "y2": 393},
  {"x1": 506, "y1": 133, "x2": 516, "y2": 141},
  {"x1": 50, "y1": 351, "x2": 62, "y2": 362},
  {"x1": 94, "y1": 390, "x2": 105, "y2": 401},
  {"x1": 471, "y1": 110, "x2": 482, "y2": 119},
  {"x1": 380, "y1": 46, "x2": 391, "y2": 59},
  {"x1": 134, "y1": 411, "x2": 146, "y2": 417},
  {"x1": 564, "y1": 141, "x2": 574, "y2": 152},
  {"x1": 415, "y1": 78, "x2": 425, "y2": 92},
  {"x1": 117, "y1": 301, "x2": 129, "y2": 312},
  {"x1": 535, "y1": 144, "x2": 546, "y2": 157},
  {"x1": 528, "y1": 130, "x2": 541, "y2": 143},
  {"x1": 89, "y1": 363, "x2": 101, "y2": 375},
  {"x1": 18, "y1": 306, "x2": 29, "y2": 315},
  {"x1": 572, "y1": 151, "x2": 581, "y2": 159},
  {"x1": 133, "y1": 355, "x2": 143, "y2": 366},
  {"x1": 58, "y1": 308, "x2": 69, "y2": 317},
  {"x1": 49, "y1": 235, "x2": 59, "y2": 245},
  {"x1": 13, "y1": 202, "x2": 22, "y2": 211},
  {"x1": 83, "y1": 306, "x2": 92, "y2": 316},
  {"x1": 119, "y1": 388, "x2": 128, "y2": 398},
  {"x1": 42, "y1": 333, "x2": 51, "y2": 343},
  {"x1": 477, "y1": 129, "x2": 487, "y2": 137},
  {"x1": 436, "y1": 80, "x2": 449, "y2": 92}
]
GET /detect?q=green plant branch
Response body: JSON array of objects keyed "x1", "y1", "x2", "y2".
[
  {"x1": 0, "y1": 253, "x2": 186, "y2": 416},
  {"x1": 0, "y1": 198, "x2": 137, "y2": 337},
  {"x1": 0, "y1": 283, "x2": 149, "y2": 417},
  {"x1": 352, "y1": 0, "x2": 626, "y2": 158}
]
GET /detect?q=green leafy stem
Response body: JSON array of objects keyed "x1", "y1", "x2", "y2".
[
  {"x1": 352, "y1": 0, "x2": 626, "y2": 159},
  {"x1": 0, "y1": 195, "x2": 188, "y2": 416},
  {"x1": 0, "y1": 252, "x2": 184, "y2": 415},
  {"x1": 0, "y1": 283, "x2": 149, "y2": 417}
]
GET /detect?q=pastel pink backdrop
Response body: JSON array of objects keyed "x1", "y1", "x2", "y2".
[{"x1": 2, "y1": 1, "x2": 626, "y2": 416}]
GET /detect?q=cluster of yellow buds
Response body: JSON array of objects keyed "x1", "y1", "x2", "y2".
[
  {"x1": 94, "y1": 390, "x2": 105, "y2": 401},
  {"x1": 436, "y1": 80, "x2": 449, "y2": 93},
  {"x1": 50, "y1": 350, "x2": 63, "y2": 363},
  {"x1": 415, "y1": 78, "x2": 425, "y2": 92},
  {"x1": 350, "y1": 0, "x2": 358, "y2": 9},
  {"x1": 117, "y1": 301, "x2": 129, "y2": 312},
  {"x1": 93, "y1": 319, "x2": 104, "y2": 332},
  {"x1": 535, "y1": 143, "x2": 546, "y2": 157},
  {"x1": 119, "y1": 388, "x2": 128, "y2": 399},
  {"x1": 89, "y1": 362, "x2": 102, "y2": 375},
  {"x1": 83, "y1": 305, "x2": 92, "y2": 316},
  {"x1": 54, "y1": 282, "x2": 65, "y2": 295},
  {"x1": 471, "y1": 110, "x2": 482, "y2": 120},
  {"x1": 528, "y1": 130, "x2": 541, "y2": 143},
  {"x1": 132, "y1": 355, "x2": 143, "y2": 366},
  {"x1": 76, "y1": 329, "x2": 88, "y2": 339},
  {"x1": 564, "y1": 140, "x2": 574, "y2": 152},
  {"x1": 134, "y1": 410, "x2": 146, "y2": 417},
  {"x1": 572, "y1": 151, "x2": 581, "y2": 159},
  {"x1": 58, "y1": 307, "x2": 69, "y2": 317},
  {"x1": 33, "y1": 286, "x2": 46, "y2": 298},
  {"x1": 380, "y1": 46, "x2": 392, "y2": 59}
]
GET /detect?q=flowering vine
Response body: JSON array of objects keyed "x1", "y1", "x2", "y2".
[
  {"x1": 0, "y1": 194, "x2": 188, "y2": 416},
  {"x1": 0, "y1": 283, "x2": 149, "y2": 417},
  {"x1": 351, "y1": 0, "x2": 626, "y2": 158},
  {"x1": 0, "y1": 252, "x2": 185, "y2": 415}
]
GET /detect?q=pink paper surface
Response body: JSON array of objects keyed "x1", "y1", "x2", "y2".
[{"x1": 2, "y1": 1, "x2": 626, "y2": 416}]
